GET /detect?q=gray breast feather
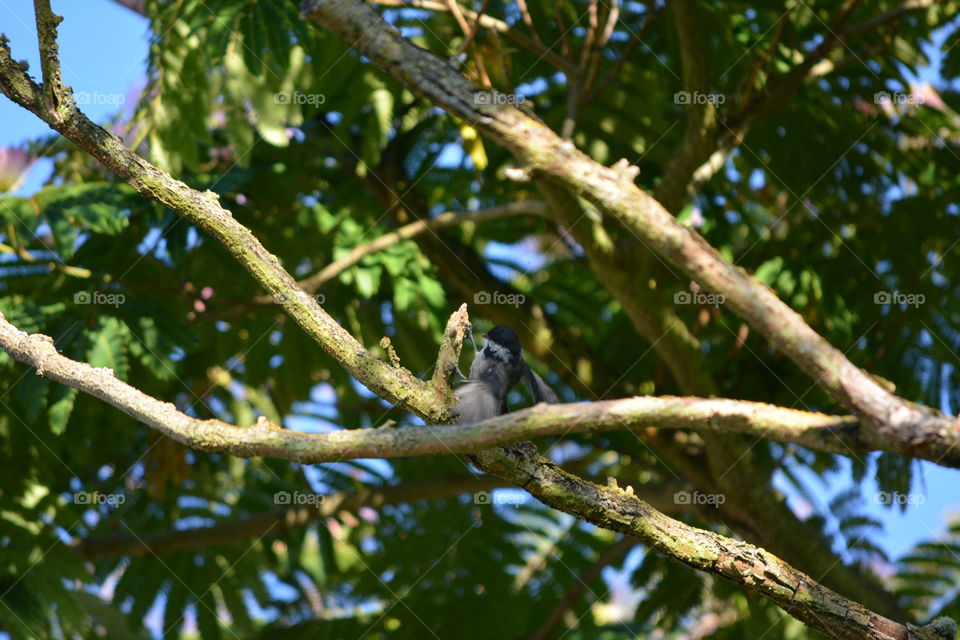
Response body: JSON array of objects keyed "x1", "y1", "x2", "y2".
[{"x1": 454, "y1": 380, "x2": 502, "y2": 424}]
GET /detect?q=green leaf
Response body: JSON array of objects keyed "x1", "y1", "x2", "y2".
[
  {"x1": 358, "y1": 85, "x2": 394, "y2": 176},
  {"x1": 394, "y1": 277, "x2": 416, "y2": 311},
  {"x1": 753, "y1": 257, "x2": 784, "y2": 285},
  {"x1": 13, "y1": 374, "x2": 49, "y2": 425},
  {"x1": 354, "y1": 265, "x2": 382, "y2": 298},
  {"x1": 86, "y1": 316, "x2": 130, "y2": 381},
  {"x1": 417, "y1": 275, "x2": 446, "y2": 308},
  {"x1": 39, "y1": 182, "x2": 133, "y2": 240},
  {"x1": 47, "y1": 385, "x2": 77, "y2": 435}
]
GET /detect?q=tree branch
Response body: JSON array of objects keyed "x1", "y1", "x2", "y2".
[
  {"x1": 0, "y1": 30, "x2": 448, "y2": 422},
  {"x1": 654, "y1": 0, "x2": 720, "y2": 212},
  {"x1": 535, "y1": 177, "x2": 717, "y2": 396},
  {"x1": 300, "y1": 0, "x2": 960, "y2": 466},
  {"x1": 373, "y1": 0, "x2": 577, "y2": 75},
  {"x1": 431, "y1": 302, "x2": 470, "y2": 394},
  {"x1": 32, "y1": 0, "x2": 68, "y2": 119},
  {"x1": 4, "y1": 298, "x2": 935, "y2": 636},
  {"x1": 475, "y1": 442, "x2": 941, "y2": 640},
  {"x1": 0, "y1": 6, "x2": 948, "y2": 636},
  {"x1": 6, "y1": 309, "x2": 957, "y2": 466}
]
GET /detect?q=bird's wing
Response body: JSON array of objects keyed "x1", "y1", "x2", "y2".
[
  {"x1": 454, "y1": 380, "x2": 502, "y2": 424},
  {"x1": 522, "y1": 365, "x2": 559, "y2": 405}
]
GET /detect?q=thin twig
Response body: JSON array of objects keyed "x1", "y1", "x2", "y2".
[{"x1": 515, "y1": 0, "x2": 543, "y2": 46}]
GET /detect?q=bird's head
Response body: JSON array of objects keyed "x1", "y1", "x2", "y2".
[{"x1": 484, "y1": 325, "x2": 522, "y2": 357}]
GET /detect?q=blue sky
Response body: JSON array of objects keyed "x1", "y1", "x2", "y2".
[
  {"x1": 1, "y1": 0, "x2": 959, "y2": 633},
  {"x1": 0, "y1": 0, "x2": 148, "y2": 190}
]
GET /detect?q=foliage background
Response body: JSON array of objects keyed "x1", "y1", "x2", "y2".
[{"x1": 1, "y1": 0, "x2": 960, "y2": 638}]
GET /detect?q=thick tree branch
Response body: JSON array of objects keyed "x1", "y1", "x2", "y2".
[
  {"x1": 4, "y1": 304, "x2": 934, "y2": 636},
  {"x1": 373, "y1": 0, "x2": 577, "y2": 75},
  {"x1": 475, "y1": 442, "x2": 941, "y2": 640},
  {"x1": 5, "y1": 309, "x2": 957, "y2": 467},
  {"x1": 654, "y1": 0, "x2": 720, "y2": 212},
  {"x1": 0, "y1": 7, "x2": 946, "y2": 637},
  {"x1": 0, "y1": 30, "x2": 449, "y2": 422},
  {"x1": 843, "y1": 0, "x2": 935, "y2": 39},
  {"x1": 300, "y1": 0, "x2": 960, "y2": 466}
]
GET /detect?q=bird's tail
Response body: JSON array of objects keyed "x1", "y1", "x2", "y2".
[{"x1": 522, "y1": 364, "x2": 559, "y2": 405}]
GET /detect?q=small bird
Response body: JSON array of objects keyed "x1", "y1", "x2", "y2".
[{"x1": 454, "y1": 325, "x2": 558, "y2": 424}]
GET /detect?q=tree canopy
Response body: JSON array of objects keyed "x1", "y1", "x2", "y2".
[{"x1": 1, "y1": 0, "x2": 960, "y2": 638}]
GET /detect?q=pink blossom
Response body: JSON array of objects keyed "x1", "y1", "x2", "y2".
[
  {"x1": 910, "y1": 82, "x2": 948, "y2": 112},
  {"x1": 358, "y1": 506, "x2": 379, "y2": 523},
  {"x1": 688, "y1": 206, "x2": 704, "y2": 229},
  {"x1": 0, "y1": 146, "x2": 35, "y2": 193}
]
